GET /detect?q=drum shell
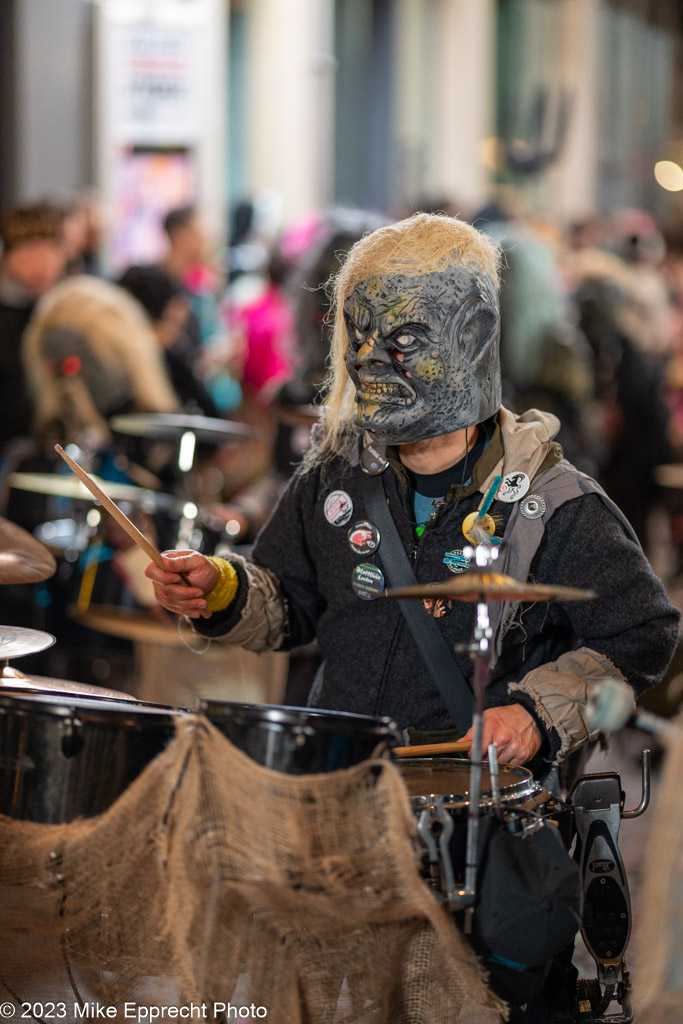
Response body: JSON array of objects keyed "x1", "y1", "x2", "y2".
[
  {"x1": 200, "y1": 700, "x2": 401, "y2": 774},
  {"x1": 0, "y1": 693, "x2": 179, "y2": 823}
]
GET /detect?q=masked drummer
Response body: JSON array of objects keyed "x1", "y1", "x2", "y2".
[{"x1": 145, "y1": 213, "x2": 679, "y2": 771}]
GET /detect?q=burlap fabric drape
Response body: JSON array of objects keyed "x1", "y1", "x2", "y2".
[{"x1": 0, "y1": 716, "x2": 505, "y2": 1023}]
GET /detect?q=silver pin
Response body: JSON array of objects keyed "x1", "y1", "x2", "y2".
[{"x1": 520, "y1": 493, "x2": 547, "y2": 520}]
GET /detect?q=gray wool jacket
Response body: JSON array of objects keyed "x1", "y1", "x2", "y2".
[{"x1": 195, "y1": 408, "x2": 680, "y2": 764}]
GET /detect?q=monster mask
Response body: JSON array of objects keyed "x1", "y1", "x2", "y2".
[{"x1": 343, "y1": 269, "x2": 501, "y2": 445}]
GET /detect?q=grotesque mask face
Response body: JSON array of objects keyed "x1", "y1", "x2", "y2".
[{"x1": 343, "y1": 269, "x2": 501, "y2": 445}]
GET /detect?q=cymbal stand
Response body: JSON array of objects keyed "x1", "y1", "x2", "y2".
[{"x1": 460, "y1": 542, "x2": 499, "y2": 931}]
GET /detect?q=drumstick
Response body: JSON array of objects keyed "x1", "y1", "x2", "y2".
[
  {"x1": 54, "y1": 444, "x2": 211, "y2": 619},
  {"x1": 393, "y1": 739, "x2": 471, "y2": 758}
]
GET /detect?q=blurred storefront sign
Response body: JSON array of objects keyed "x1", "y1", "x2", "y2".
[{"x1": 94, "y1": 0, "x2": 225, "y2": 272}]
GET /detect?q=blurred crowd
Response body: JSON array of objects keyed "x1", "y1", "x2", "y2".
[{"x1": 2, "y1": 189, "x2": 683, "y2": 698}]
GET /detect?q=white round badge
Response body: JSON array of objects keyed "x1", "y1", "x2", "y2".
[
  {"x1": 497, "y1": 472, "x2": 530, "y2": 503},
  {"x1": 324, "y1": 490, "x2": 354, "y2": 527}
]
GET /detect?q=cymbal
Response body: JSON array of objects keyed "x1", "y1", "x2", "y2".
[
  {"x1": 10, "y1": 471, "x2": 153, "y2": 504},
  {"x1": 276, "y1": 405, "x2": 323, "y2": 428},
  {"x1": 384, "y1": 572, "x2": 597, "y2": 603},
  {"x1": 68, "y1": 604, "x2": 187, "y2": 646},
  {"x1": 0, "y1": 516, "x2": 57, "y2": 584},
  {"x1": 1, "y1": 667, "x2": 134, "y2": 700},
  {"x1": 110, "y1": 413, "x2": 258, "y2": 443},
  {"x1": 654, "y1": 464, "x2": 683, "y2": 489},
  {"x1": 0, "y1": 624, "x2": 56, "y2": 660}
]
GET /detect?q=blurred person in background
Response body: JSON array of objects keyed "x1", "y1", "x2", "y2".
[
  {"x1": 60, "y1": 191, "x2": 104, "y2": 277},
  {"x1": 0, "y1": 201, "x2": 67, "y2": 450},
  {"x1": 473, "y1": 199, "x2": 601, "y2": 478},
  {"x1": 21, "y1": 274, "x2": 179, "y2": 454},
  {"x1": 227, "y1": 245, "x2": 296, "y2": 408},
  {"x1": 161, "y1": 205, "x2": 241, "y2": 415},
  {"x1": 564, "y1": 240, "x2": 673, "y2": 547},
  {"x1": 118, "y1": 264, "x2": 222, "y2": 420}
]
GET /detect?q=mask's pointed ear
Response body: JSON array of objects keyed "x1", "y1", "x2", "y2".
[{"x1": 455, "y1": 294, "x2": 500, "y2": 363}]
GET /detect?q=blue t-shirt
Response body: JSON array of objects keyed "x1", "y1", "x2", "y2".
[{"x1": 406, "y1": 421, "x2": 492, "y2": 535}]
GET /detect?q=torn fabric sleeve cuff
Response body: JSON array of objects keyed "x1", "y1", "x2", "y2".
[{"x1": 508, "y1": 646, "x2": 632, "y2": 762}]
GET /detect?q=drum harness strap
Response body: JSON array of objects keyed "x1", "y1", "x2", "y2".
[{"x1": 361, "y1": 471, "x2": 473, "y2": 736}]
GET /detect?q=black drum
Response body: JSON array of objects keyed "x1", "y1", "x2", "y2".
[
  {"x1": 0, "y1": 692, "x2": 180, "y2": 823},
  {"x1": 199, "y1": 700, "x2": 401, "y2": 774}
]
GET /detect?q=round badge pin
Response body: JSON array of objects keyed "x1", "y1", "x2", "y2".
[
  {"x1": 347, "y1": 520, "x2": 381, "y2": 555},
  {"x1": 461, "y1": 511, "x2": 496, "y2": 544},
  {"x1": 443, "y1": 549, "x2": 472, "y2": 574},
  {"x1": 351, "y1": 563, "x2": 385, "y2": 600},
  {"x1": 497, "y1": 472, "x2": 531, "y2": 503},
  {"x1": 520, "y1": 493, "x2": 547, "y2": 520},
  {"x1": 324, "y1": 489, "x2": 354, "y2": 527}
]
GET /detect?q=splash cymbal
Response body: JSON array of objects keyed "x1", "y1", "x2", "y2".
[
  {"x1": 110, "y1": 413, "x2": 258, "y2": 443},
  {"x1": 0, "y1": 516, "x2": 57, "y2": 584},
  {"x1": 654, "y1": 464, "x2": 683, "y2": 489},
  {"x1": 276, "y1": 405, "x2": 323, "y2": 428},
  {"x1": 68, "y1": 605, "x2": 187, "y2": 646},
  {"x1": 0, "y1": 624, "x2": 56, "y2": 659},
  {"x1": 385, "y1": 572, "x2": 596, "y2": 603},
  {"x1": 10, "y1": 470, "x2": 152, "y2": 503}
]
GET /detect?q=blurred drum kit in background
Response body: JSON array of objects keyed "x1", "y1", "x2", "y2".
[{"x1": 1, "y1": 411, "x2": 288, "y2": 707}]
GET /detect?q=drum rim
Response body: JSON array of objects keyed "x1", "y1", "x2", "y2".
[
  {"x1": 199, "y1": 700, "x2": 398, "y2": 733},
  {"x1": 398, "y1": 756, "x2": 537, "y2": 808},
  {"x1": 0, "y1": 687, "x2": 188, "y2": 712},
  {"x1": 0, "y1": 690, "x2": 181, "y2": 723}
]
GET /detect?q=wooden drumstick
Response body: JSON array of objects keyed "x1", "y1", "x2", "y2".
[
  {"x1": 54, "y1": 444, "x2": 211, "y2": 619},
  {"x1": 393, "y1": 739, "x2": 471, "y2": 758}
]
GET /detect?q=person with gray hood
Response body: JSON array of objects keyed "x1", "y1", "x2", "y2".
[{"x1": 145, "y1": 213, "x2": 679, "y2": 774}]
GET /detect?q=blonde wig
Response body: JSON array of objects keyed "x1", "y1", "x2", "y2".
[
  {"x1": 22, "y1": 275, "x2": 180, "y2": 437},
  {"x1": 309, "y1": 213, "x2": 503, "y2": 467}
]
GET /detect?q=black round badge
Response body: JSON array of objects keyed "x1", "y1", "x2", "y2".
[
  {"x1": 347, "y1": 520, "x2": 381, "y2": 556},
  {"x1": 351, "y1": 563, "x2": 385, "y2": 601},
  {"x1": 360, "y1": 443, "x2": 389, "y2": 475}
]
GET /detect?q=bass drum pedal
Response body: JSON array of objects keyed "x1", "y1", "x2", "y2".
[{"x1": 569, "y1": 750, "x2": 650, "y2": 1024}]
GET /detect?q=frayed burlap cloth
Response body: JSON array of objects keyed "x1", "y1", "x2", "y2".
[
  {"x1": 0, "y1": 717, "x2": 505, "y2": 1023},
  {"x1": 634, "y1": 717, "x2": 683, "y2": 1024}
]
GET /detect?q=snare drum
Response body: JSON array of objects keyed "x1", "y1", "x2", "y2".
[
  {"x1": 398, "y1": 757, "x2": 539, "y2": 900},
  {"x1": 0, "y1": 692, "x2": 180, "y2": 822},
  {"x1": 200, "y1": 700, "x2": 401, "y2": 774}
]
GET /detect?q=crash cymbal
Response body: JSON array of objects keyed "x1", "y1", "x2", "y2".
[
  {"x1": 0, "y1": 624, "x2": 56, "y2": 660},
  {"x1": 0, "y1": 516, "x2": 57, "y2": 584},
  {"x1": 384, "y1": 572, "x2": 596, "y2": 603},
  {"x1": 110, "y1": 412, "x2": 258, "y2": 443},
  {"x1": 10, "y1": 470, "x2": 154, "y2": 504},
  {"x1": 0, "y1": 667, "x2": 134, "y2": 700},
  {"x1": 68, "y1": 604, "x2": 187, "y2": 646}
]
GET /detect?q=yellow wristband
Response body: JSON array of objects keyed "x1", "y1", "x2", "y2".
[{"x1": 204, "y1": 557, "x2": 239, "y2": 613}]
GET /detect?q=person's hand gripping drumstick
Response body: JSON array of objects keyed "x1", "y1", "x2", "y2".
[
  {"x1": 54, "y1": 444, "x2": 213, "y2": 619},
  {"x1": 145, "y1": 550, "x2": 222, "y2": 619}
]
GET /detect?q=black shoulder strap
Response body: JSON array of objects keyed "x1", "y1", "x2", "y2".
[{"x1": 361, "y1": 471, "x2": 473, "y2": 734}]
